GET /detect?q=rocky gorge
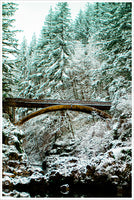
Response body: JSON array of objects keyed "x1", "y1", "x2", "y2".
[{"x1": 2, "y1": 97, "x2": 132, "y2": 198}]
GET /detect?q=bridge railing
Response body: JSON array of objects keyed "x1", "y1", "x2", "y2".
[{"x1": 3, "y1": 98, "x2": 111, "y2": 109}]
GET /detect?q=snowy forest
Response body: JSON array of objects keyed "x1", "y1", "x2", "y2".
[{"x1": 2, "y1": 2, "x2": 132, "y2": 198}]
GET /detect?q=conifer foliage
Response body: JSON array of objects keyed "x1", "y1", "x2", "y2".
[
  {"x1": 36, "y1": 2, "x2": 74, "y2": 99},
  {"x1": 74, "y1": 3, "x2": 94, "y2": 45},
  {"x1": 91, "y1": 2, "x2": 132, "y2": 100},
  {"x1": 16, "y1": 37, "x2": 28, "y2": 97},
  {"x1": 2, "y1": 2, "x2": 132, "y2": 103},
  {"x1": 2, "y1": 2, "x2": 19, "y2": 97}
]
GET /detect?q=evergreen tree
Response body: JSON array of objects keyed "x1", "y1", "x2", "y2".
[
  {"x1": 74, "y1": 3, "x2": 94, "y2": 45},
  {"x1": 26, "y1": 33, "x2": 38, "y2": 98},
  {"x1": 91, "y1": 2, "x2": 132, "y2": 100},
  {"x1": 16, "y1": 37, "x2": 28, "y2": 97},
  {"x1": 36, "y1": 3, "x2": 74, "y2": 99},
  {"x1": 84, "y1": 3, "x2": 94, "y2": 39},
  {"x1": 74, "y1": 10, "x2": 86, "y2": 44},
  {"x1": 34, "y1": 7, "x2": 55, "y2": 99},
  {"x1": 16, "y1": 34, "x2": 39, "y2": 99},
  {"x1": 2, "y1": 2, "x2": 19, "y2": 97},
  {"x1": 46, "y1": 2, "x2": 74, "y2": 98}
]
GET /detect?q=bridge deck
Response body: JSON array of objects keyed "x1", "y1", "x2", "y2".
[{"x1": 3, "y1": 98, "x2": 111, "y2": 110}]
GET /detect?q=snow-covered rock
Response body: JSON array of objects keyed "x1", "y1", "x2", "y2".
[{"x1": 2, "y1": 93, "x2": 132, "y2": 198}]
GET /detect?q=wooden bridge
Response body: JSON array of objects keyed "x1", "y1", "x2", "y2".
[{"x1": 3, "y1": 98, "x2": 112, "y2": 125}]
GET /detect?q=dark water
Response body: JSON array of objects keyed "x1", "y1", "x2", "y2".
[{"x1": 14, "y1": 181, "x2": 131, "y2": 198}]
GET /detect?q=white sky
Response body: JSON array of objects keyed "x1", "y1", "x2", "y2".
[{"x1": 14, "y1": 1, "x2": 88, "y2": 45}]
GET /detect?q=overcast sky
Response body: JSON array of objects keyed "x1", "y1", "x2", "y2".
[{"x1": 14, "y1": 1, "x2": 88, "y2": 45}]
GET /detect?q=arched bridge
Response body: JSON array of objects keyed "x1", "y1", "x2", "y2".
[{"x1": 3, "y1": 98, "x2": 112, "y2": 125}]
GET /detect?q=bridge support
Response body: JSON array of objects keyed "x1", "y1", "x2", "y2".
[
  {"x1": 15, "y1": 105, "x2": 112, "y2": 126},
  {"x1": 3, "y1": 105, "x2": 16, "y2": 123}
]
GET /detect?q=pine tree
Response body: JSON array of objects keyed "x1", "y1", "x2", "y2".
[
  {"x1": 15, "y1": 37, "x2": 28, "y2": 97},
  {"x1": 16, "y1": 34, "x2": 39, "y2": 99},
  {"x1": 74, "y1": 4, "x2": 94, "y2": 45},
  {"x1": 34, "y1": 7, "x2": 55, "y2": 99},
  {"x1": 2, "y1": 2, "x2": 19, "y2": 98},
  {"x1": 74, "y1": 10, "x2": 86, "y2": 44},
  {"x1": 35, "y1": 3, "x2": 74, "y2": 99},
  {"x1": 84, "y1": 3, "x2": 94, "y2": 39},
  {"x1": 26, "y1": 33, "x2": 38, "y2": 98},
  {"x1": 91, "y1": 2, "x2": 132, "y2": 100},
  {"x1": 45, "y1": 2, "x2": 74, "y2": 98}
]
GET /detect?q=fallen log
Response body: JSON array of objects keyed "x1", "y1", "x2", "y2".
[{"x1": 15, "y1": 105, "x2": 112, "y2": 126}]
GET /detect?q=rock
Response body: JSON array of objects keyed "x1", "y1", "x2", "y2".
[
  {"x1": 3, "y1": 172, "x2": 15, "y2": 178},
  {"x1": 110, "y1": 175, "x2": 119, "y2": 184},
  {"x1": 18, "y1": 192, "x2": 30, "y2": 197},
  {"x1": 60, "y1": 184, "x2": 70, "y2": 194},
  {"x1": 7, "y1": 160, "x2": 19, "y2": 168},
  {"x1": 8, "y1": 152, "x2": 19, "y2": 160},
  {"x1": 2, "y1": 176, "x2": 13, "y2": 189},
  {"x1": 3, "y1": 113, "x2": 10, "y2": 120},
  {"x1": 86, "y1": 165, "x2": 95, "y2": 176},
  {"x1": 2, "y1": 117, "x2": 31, "y2": 197},
  {"x1": 2, "y1": 108, "x2": 132, "y2": 198},
  {"x1": 68, "y1": 158, "x2": 77, "y2": 163}
]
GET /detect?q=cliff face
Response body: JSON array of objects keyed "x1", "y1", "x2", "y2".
[{"x1": 2, "y1": 97, "x2": 132, "y2": 197}]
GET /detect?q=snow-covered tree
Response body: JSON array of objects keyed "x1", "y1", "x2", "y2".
[
  {"x1": 25, "y1": 33, "x2": 38, "y2": 98},
  {"x1": 46, "y1": 2, "x2": 74, "y2": 98},
  {"x1": 2, "y1": 2, "x2": 19, "y2": 97},
  {"x1": 74, "y1": 3, "x2": 94, "y2": 45},
  {"x1": 34, "y1": 7, "x2": 55, "y2": 99},
  {"x1": 35, "y1": 3, "x2": 74, "y2": 99},
  {"x1": 16, "y1": 34, "x2": 38, "y2": 98},
  {"x1": 84, "y1": 3, "x2": 94, "y2": 39},
  {"x1": 91, "y1": 2, "x2": 132, "y2": 100},
  {"x1": 74, "y1": 10, "x2": 86, "y2": 44},
  {"x1": 15, "y1": 37, "x2": 29, "y2": 97}
]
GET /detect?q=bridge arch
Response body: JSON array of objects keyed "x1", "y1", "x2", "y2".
[{"x1": 15, "y1": 104, "x2": 112, "y2": 126}]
